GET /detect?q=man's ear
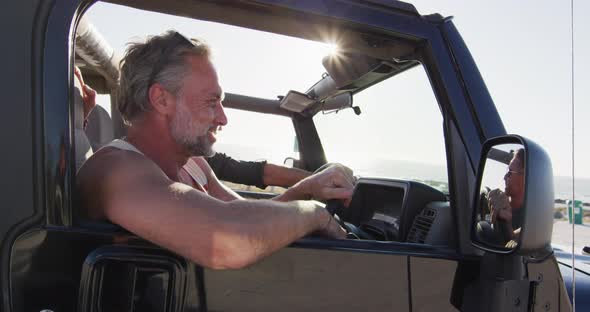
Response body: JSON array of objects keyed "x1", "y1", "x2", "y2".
[{"x1": 148, "y1": 83, "x2": 175, "y2": 115}]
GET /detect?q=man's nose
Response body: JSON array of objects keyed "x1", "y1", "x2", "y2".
[{"x1": 215, "y1": 101, "x2": 228, "y2": 126}]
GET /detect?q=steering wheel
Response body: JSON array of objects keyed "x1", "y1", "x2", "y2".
[
  {"x1": 313, "y1": 164, "x2": 373, "y2": 240},
  {"x1": 324, "y1": 199, "x2": 345, "y2": 216},
  {"x1": 325, "y1": 199, "x2": 373, "y2": 240}
]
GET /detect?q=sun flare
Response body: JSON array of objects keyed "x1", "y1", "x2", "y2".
[{"x1": 323, "y1": 42, "x2": 339, "y2": 56}]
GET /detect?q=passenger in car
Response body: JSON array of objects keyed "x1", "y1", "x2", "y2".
[
  {"x1": 74, "y1": 66, "x2": 97, "y2": 129},
  {"x1": 74, "y1": 66, "x2": 98, "y2": 171},
  {"x1": 198, "y1": 153, "x2": 311, "y2": 189},
  {"x1": 180, "y1": 154, "x2": 311, "y2": 198},
  {"x1": 487, "y1": 148, "x2": 525, "y2": 246},
  {"x1": 76, "y1": 30, "x2": 354, "y2": 269}
]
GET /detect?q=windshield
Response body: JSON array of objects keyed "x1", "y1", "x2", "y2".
[{"x1": 314, "y1": 65, "x2": 449, "y2": 194}]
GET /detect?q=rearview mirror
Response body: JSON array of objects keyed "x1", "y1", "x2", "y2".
[
  {"x1": 471, "y1": 135, "x2": 554, "y2": 255},
  {"x1": 321, "y1": 92, "x2": 353, "y2": 112}
]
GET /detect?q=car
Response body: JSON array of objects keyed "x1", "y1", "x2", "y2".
[{"x1": 1, "y1": 0, "x2": 586, "y2": 311}]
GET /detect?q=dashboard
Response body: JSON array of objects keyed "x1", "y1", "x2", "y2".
[{"x1": 342, "y1": 178, "x2": 455, "y2": 246}]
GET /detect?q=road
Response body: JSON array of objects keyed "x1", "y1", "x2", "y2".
[{"x1": 552, "y1": 220, "x2": 590, "y2": 254}]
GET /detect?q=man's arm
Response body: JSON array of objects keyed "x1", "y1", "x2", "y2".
[
  {"x1": 196, "y1": 157, "x2": 353, "y2": 205},
  {"x1": 77, "y1": 149, "x2": 344, "y2": 270},
  {"x1": 192, "y1": 156, "x2": 244, "y2": 201},
  {"x1": 262, "y1": 163, "x2": 311, "y2": 188},
  {"x1": 273, "y1": 163, "x2": 355, "y2": 203},
  {"x1": 206, "y1": 153, "x2": 311, "y2": 189},
  {"x1": 205, "y1": 154, "x2": 353, "y2": 203},
  {"x1": 74, "y1": 66, "x2": 97, "y2": 127},
  {"x1": 489, "y1": 189, "x2": 517, "y2": 240},
  {"x1": 206, "y1": 153, "x2": 267, "y2": 188}
]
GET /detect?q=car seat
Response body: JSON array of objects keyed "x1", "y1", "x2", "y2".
[
  {"x1": 85, "y1": 104, "x2": 114, "y2": 151},
  {"x1": 74, "y1": 76, "x2": 93, "y2": 171}
]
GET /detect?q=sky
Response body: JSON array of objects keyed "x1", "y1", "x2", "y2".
[
  {"x1": 410, "y1": 0, "x2": 590, "y2": 182},
  {"x1": 85, "y1": 1, "x2": 589, "y2": 183}
]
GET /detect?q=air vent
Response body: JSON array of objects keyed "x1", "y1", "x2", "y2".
[{"x1": 407, "y1": 208, "x2": 437, "y2": 243}]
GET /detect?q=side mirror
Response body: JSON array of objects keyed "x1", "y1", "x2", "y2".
[{"x1": 471, "y1": 135, "x2": 554, "y2": 255}]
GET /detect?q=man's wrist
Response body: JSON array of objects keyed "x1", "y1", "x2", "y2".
[
  {"x1": 293, "y1": 178, "x2": 313, "y2": 200},
  {"x1": 312, "y1": 203, "x2": 331, "y2": 231}
]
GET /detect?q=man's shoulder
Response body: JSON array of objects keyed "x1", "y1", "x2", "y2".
[
  {"x1": 78, "y1": 146, "x2": 164, "y2": 187},
  {"x1": 76, "y1": 146, "x2": 170, "y2": 218},
  {"x1": 75, "y1": 147, "x2": 141, "y2": 219},
  {"x1": 83, "y1": 146, "x2": 145, "y2": 171}
]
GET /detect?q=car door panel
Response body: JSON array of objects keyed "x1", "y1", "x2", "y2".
[
  {"x1": 204, "y1": 246, "x2": 410, "y2": 311},
  {"x1": 410, "y1": 256, "x2": 458, "y2": 312}
]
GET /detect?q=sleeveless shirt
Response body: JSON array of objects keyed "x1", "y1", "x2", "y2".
[{"x1": 102, "y1": 139, "x2": 209, "y2": 193}]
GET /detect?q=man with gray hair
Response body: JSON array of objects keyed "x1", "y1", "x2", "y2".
[{"x1": 77, "y1": 31, "x2": 354, "y2": 269}]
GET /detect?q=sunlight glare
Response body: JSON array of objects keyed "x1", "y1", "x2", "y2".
[{"x1": 323, "y1": 42, "x2": 339, "y2": 56}]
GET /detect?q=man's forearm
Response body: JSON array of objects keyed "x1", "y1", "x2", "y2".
[
  {"x1": 218, "y1": 199, "x2": 328, "y2": 268},
  {"x1": 271, "y1": 178, "x2": 312, "y2": 202},
  {"x1": 207, "y1": 153, "x2": 267, "y2": 187},
  {"x1": 263, "y1": 164, "x2": 311, "y2": 188}
]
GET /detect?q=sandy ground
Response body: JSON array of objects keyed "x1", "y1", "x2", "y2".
[{"x1": 551, "y1": 219, "x2": 590, "y2": 254}]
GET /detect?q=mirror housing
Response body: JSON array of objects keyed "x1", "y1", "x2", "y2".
[{"x1": 471, "y1": 135, "x2": 554, "y2": 255}]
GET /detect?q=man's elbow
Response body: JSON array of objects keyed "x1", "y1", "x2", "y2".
[
  {"x1": 191, "y1": 233, "x2": 264, "y2": 270},
  {"x1": 206, "y1": 250, "x2": 255, "y2": 270}
]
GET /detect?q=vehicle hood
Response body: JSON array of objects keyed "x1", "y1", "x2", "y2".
[{"x1": 554, "y1": 248, "x2": 590, "y2": 307}]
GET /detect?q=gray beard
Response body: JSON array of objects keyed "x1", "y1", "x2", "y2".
[
  {"x1": 184, "y1": 135, "x2": 215, "y2": 157},
  {"x1": 170, "y1": 100, "x2": 215, "y2": 157}
]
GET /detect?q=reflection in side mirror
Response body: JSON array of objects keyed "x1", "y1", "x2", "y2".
[
  {"x1": 471, "y1": 135, "x2": 555, "y2": 255},
  {"x1": 473, "y1": 143, "x2": 525, "y2": 251}
]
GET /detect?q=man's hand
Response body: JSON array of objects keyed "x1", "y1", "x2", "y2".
[
  {"x1": 272, "y1": 163, "x2": 355, "y2": 205},
  {"x1": 319, "y1": 215, "x2": 347, "y2": 239},
  {"x1": 299, "y1": 163, "x2": 355, "y2": 205},
  {"x1": 488, "y1": 189, "x2": 512, "y2": 225},
  {"x1": 311, "y1": 201, "x2": 347, "y2": 239},
  {"x1": 74, "y1": 66, "x2": 97, "y2": 120}
]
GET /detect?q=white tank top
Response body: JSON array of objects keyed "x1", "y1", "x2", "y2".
[
  {"x1": 101, "y1": 139, "x2": 144, "y2": 155},
  {"x1": 102, "y1": 139, "x2": 209, "y2": 192},
  {"x1": 180, "y1": 158, "x2": 208, "y2": 190}
]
